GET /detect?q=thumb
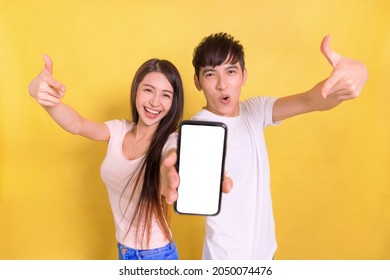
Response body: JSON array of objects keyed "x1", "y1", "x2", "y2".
[
  {"x1": 42, "y1": 54, "x2": 53, "y2": 75},
  {"x1": 320, "y1": 35, "x2": 341, "y2": 67}
]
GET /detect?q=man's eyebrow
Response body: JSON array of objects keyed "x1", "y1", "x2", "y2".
[
  {"x1": 201, "y1": 67, "x2": 216, "y2": 73},
  {"x1": 225, "y1": 64, "x2": 239, "y2": 70},
  {"x1": 201, "y1": 63, "x2": 239, "y2": 74}
]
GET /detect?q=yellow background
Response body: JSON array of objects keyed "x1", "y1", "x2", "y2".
[{"x1": 1, "y1": 0, "x2": 389, "y2": 260}]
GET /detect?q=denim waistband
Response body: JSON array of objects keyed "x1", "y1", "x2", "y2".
[
  {"x1": 118, "y1": 242, "x2": 175, "y2": 256},
  {"x1": 117, "y1": 241, "x2": 178, "y2": 260}
]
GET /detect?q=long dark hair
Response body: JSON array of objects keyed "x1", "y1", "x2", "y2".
[{"x1": 123, "y1": 59, "x2": 183, "y2": 248}]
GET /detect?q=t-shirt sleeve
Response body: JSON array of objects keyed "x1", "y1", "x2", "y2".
[
  {"x1": 162, "y1": 132, "x2": 178, "y2": 159},
  {"x1": 104, "y1": 119, "x2": 122, "y2": 136},
  {"x1": 243, "y1": 97, "x2": 281, "y2": 127},
  {"x1": 103, "y1": 120, "x2": 128, "y2": 152}
]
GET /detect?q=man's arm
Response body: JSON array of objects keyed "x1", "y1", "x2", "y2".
[
  {"x1": 29, "y1": 54, "x2": 110, "y2": 141},
  {"x1": 273, "y1": 35, "x2": 368, "y2": 122}
]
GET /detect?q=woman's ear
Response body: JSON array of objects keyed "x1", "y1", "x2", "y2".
[{"x1": 194, "y1": 73, "x2": 202, "y2": 90}]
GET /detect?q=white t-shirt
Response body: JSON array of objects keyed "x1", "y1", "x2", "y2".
[
  {"x1": 192, "y1": 97, "x2": 280, "y2": 259},
  {"x1": 100, "y1": 119, "x2": 177, "y2": 249}
]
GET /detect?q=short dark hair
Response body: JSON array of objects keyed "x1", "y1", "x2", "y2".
[{"x1": 192, "y1": 32, "x2": 245, "y2": 78}]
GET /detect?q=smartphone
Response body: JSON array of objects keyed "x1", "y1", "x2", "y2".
[{"x1": 174, "y1": 120, "x2": 227, "y2": 216}]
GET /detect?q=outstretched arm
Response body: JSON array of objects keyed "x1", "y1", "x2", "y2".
[
  {"x1": 28, "y1": 55, "x2": 110, "y2": 141},
  {"x1": 160, "y1": 150, "x2": 180, "y2": 204},
  {"x1": 160, "y1": 150, "x2": 233, "y2": 204},
  {"x1": 273, "y1": 35, "x2": 368, "y2": 122}
]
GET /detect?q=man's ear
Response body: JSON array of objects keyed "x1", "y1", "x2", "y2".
[
  {"x1": 242, "y1": 68, "x2": 248, "y2": 85},
  {"x1": 194, "y1": 73, "x2": 202, "y2": 90}
]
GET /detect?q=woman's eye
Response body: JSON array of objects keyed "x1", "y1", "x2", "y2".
[{"x1": 163, "y1": 92, "x2": 173, "y2": 99}]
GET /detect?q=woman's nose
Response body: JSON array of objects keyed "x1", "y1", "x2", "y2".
[{"x1": 149, "y1": 93, "x2": 160, "y2": 106}]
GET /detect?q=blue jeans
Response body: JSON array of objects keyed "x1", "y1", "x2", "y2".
[{"x1": 117, "y1": 242, "x2": 178, "y2": 260}]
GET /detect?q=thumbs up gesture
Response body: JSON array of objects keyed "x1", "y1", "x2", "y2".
[
  {"x1": 28, "y1": 54, "x2": 66, "y2": 106},
  {"x1": 320, "y1": 35, "x2": 368, "y2": 100}
]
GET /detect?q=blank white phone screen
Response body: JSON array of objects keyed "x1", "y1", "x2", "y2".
[{"x1": 176, "y1": 123, "x2": 226, "y2": 215}]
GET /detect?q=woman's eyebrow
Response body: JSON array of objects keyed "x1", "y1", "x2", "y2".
[{"x1": 142, "y1": 83, "x2": 173, "y2": 94}]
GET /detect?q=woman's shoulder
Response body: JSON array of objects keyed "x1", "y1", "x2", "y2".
[{"x1": 105, "y1": 119, "x2": 135, "y2": 132}]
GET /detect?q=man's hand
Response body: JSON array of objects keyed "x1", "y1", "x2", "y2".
[
  {"x1": 320, "y1": 35, "x2": 368, "y2": 100},
  {"x1": 161, "y1": 150, "x2": 233, "y2": 205},
  {"x1": 28, "y1": 54, "x2": 66, "y2": 106}
]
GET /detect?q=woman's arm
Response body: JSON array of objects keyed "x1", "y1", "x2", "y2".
[{"x1": 29, "y1": 54, "x2": 110, "y2": 141}]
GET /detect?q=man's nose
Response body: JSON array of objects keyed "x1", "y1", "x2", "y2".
[{"x1": 216, "y1": 75, "x2": 227, "y2": 90}]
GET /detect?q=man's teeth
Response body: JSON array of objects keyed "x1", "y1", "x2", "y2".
[{"x1": 145, "y1": 107, "x2": 159, "y2": 115}]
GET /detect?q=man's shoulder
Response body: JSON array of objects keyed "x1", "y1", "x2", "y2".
[
  {"x1": 241, "y1": 96, "x2": 278, "y2": 110},
  {"x1": 191, "y1": 109, "x2": 211, "y2": 120}
]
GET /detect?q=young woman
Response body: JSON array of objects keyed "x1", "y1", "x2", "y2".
[{"x1": 28, "y1": 55, "x2": 184, "y2": 260}]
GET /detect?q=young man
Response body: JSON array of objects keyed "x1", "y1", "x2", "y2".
[{"x1": 162, "y1": 33, "x2": 368, "y2": 259}]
